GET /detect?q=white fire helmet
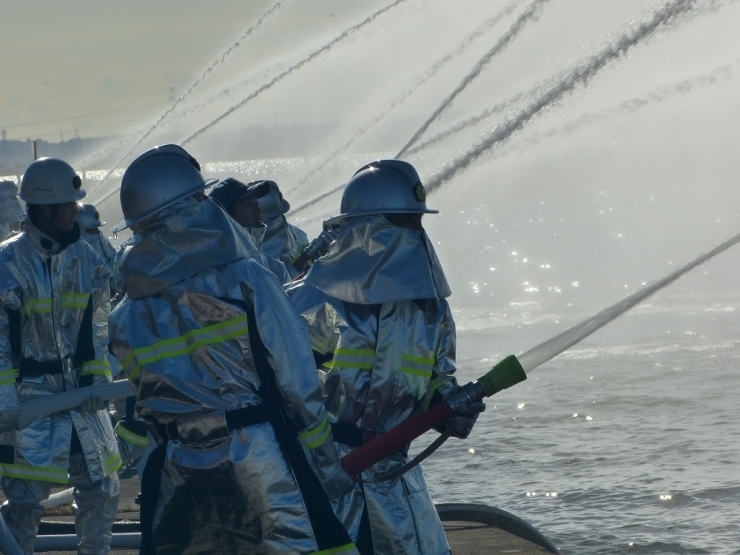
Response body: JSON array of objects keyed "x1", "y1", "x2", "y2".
[
  {"x1": 326, "y1": 160, "x2": 437, "y2": 225},
  {"x1": 20, "y1": 158, "x2": 85, "y2": 205}
]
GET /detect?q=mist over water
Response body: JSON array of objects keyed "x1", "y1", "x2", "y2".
[{"x1": 77, "y1": 0, "x2": 740, "y2": 552}]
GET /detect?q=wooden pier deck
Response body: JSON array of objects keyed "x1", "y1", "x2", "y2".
[{"x1": 3, "y1": 472, "x2": 558, "y2": 554}]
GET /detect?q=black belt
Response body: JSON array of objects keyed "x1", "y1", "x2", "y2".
[
  {"x1": 331, "y1": 422, "x2": 381, "y2": 447},
  {"x1": 19, "y1": 357, "x2": 74, "y2": 377},
  {"x1": 157, "y1": 404, "x2": 272, "y2": 442}
]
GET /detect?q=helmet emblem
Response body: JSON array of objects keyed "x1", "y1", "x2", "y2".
[
  {"x1": 413, "y1": 182, "x2": 426, "y2": 202},
  {"x1": 73, "y1": 175, "x2": 82, "y2": 189}
]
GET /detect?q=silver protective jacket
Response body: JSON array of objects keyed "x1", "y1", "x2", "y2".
[
  {"x1": 108, "y1": 198, "x2": 356, "y2": 555},
  {"x1": 81, "y1": 231, "x2": 117, "y2": 270},
  {"x1": 245, "y1": 223, "x2": 291, "y2": 285},
  {"x1": 0, "y1": 220, "x2": 120, "y2": 484},
  {"x1": 287, "y1": 218, "x2": 458, "y2": 555},
  {"x1": 262, "y1": 215, "x2": 309, "y2": 277},
  {"x1": 0, "y1": 223, "x2": 14, "y2": 242}
]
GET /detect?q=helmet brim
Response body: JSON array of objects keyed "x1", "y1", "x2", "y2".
[
  {"x1": 113, "y1": 178, "x2": 217, "y2": 233},
  {"x1": 324, "y1": 207, "x2": 438, "y2": 227},
  {"x1": 260, "y1": 198, "x2": 290, "y2": 221}
]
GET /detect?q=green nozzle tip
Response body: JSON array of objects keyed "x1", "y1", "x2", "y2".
[{"x1": 477, "y1": 355, "x2": 527, "y2": 398}]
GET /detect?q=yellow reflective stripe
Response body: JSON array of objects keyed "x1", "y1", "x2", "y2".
[
  {"x1": 115, "y1": 423, "x2": 149, "y2": 447},
  {"x1": 122, "y1": 315, "x2": 249, "y2": 380},
  {"x1": 402, "y1": 353, "x2": 435, "y2": 365},
  {"x1": 0, "y1": 368, "x2": 17, "y2": 386},
  {"x1": 61, "y1": 292, "x2": 90, "y2": 309},
  {"x1": 0, "y1": 462, "x2": 68, "y2": 484},
  {"x1": 314, "y1": 543, "x2": 357, "y2": 555},
  {"x1": 80, "y1": 360, "x2": 112, "y2": 378},
  {"x1": 400, "y1": 353, "x2": 434, "y2": 378},
  {"x1": 420, "y1": 378, "x2": 446, "y2": 412},
  {"x1": 399, "y1": 366, "x2": 433, "y2": 378},
  {"x1": 324, "y1": 348, "x2": 374, "y2": 370},
  {"x1": 105, "y1": 451, "x2": 123, "y2": 474},
  {"x1": 21, "y1": 298, "x2": 52, "y2": 315},
  {"x1": 298, "y1": 413, "x2": 331, "y2": 450}
]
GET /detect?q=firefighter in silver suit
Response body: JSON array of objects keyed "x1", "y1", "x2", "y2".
[
  {"x1": 76, "y1": 204, "x2": 116, "y2": 270},
  {"x1": 208, "y1": 177, "x2": 291, "y2": 285},
  {"x1": 0, "y1": 181, "x2": 24, "y2": 242},
  {"x1": 287, "y1": 160, "x2": 486, "y2": 555},
  {"x1": 0, "y1": 158, "x2": 120, "y2": 555},
  {"x1": 108, "y1": 144, "x2": 358, "y2": 555},
  {"x1": 257, "y1": 180, "x2": 310, "y2": 276}
]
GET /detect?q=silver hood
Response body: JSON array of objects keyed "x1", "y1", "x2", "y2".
[
  {"x1": 121, "y1": 197, "x2": 259, "y2": 299},
  {"x1": 304, "y1": 214, "x2": 451, "y2": 304},
  {"x1": 0, "y1": 197, "x2": 23, "y2": 224}
]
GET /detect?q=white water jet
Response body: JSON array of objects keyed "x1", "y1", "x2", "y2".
[
  {"x1": 85, "y1": 1, "x2": 285, "y2": 200},
  {"x1": 397, "y1": 0, "x2": 551, "y2": 157},
  {"x1": 425, "y1": 0, "x2": 697, "y2": 193},
  {"x1": 502, "y1": 59, "x2": 740, "y2": 158},
  {"x1": 517, "y1": 229, "x2": 740, "y2": 372},
  {"x1": 288, "y1": 0, "x2": 524, "y2": 194},
  {"x1": 181, "y1": 0, "x2": 408, "y2": 146}
]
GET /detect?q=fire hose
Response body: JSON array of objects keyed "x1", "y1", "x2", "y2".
[{"x1": 16, "y1": 228, "x2": 740, "y2": 478}]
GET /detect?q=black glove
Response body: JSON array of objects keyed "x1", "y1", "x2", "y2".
[
  {"x1": 303, "y1": 228, "x2": 339, "y2": 261},
  {"x1": 443, "y1": 386, "x2": 486, "y2": 439}
]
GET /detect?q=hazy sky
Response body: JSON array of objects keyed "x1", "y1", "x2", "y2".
[
  {"x1": 2, "y1": 0, "x2": 739, "y2": 301},
  {"x1": 0, "y1": 0, "x2": 378, "y2": 141}
]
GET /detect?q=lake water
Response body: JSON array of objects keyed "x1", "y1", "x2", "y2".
[{"x1": 421, "y1": 290, "x2": 740, "y2": 554}]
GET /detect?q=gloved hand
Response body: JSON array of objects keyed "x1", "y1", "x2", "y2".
[
  {"x1": 79, "y1": 395, "x2": 106, "y2": 413},
  {"x1": 303, "y1": 228, "x2": 339, "y2": 261},
  {"x1": 322, "y1": 466, "x2": 356, "y2": 500},
  {"x1": 0, "y1": 407, "x2": 19, "y2": 433},
  {"x1": 443, "y1": 386, "x2": 486, "y2": 439}
]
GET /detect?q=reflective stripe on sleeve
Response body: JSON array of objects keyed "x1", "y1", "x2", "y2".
[
  {"x1": 80, "y1": 359, "x2": 112, "y2": 378},
  {"x1": 0, "y1": 368, "x2": 17, "y2": 386},
  {"x1": 400, "y1": 353, "x2": 435, "y2": 378},
  {"x1": 20, "y1": 298, "x2": 52, "y2": 315},
  {"x1": 115, "y1": 422, "x2": 150, "y2": 448},
  {"x1": 314, "y1": 543, "x2": 358, "y2": 555},
  {"x1": 121, "y1": 315, "x2": 249, "y2": 380},
  {"x1": 61, "y1": 292, "x2": 91, "y2": 309},
  {"x1": 298, "y1": 412, "x2": 332, "y2": 450},
  {"x1": 323, "y1": 348, "x2": 374, "y2": 370},
  {"x1": 105, "y1": 451, "x2": 123, "y2": 474},
  {"x1": 420, "y1": 377, "x2": 446, "y2": 412}
]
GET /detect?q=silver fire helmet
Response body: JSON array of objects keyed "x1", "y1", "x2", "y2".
[
  {"x1": 256, "y1": 181, "x2": 290, "y2": 220},
  {"x1": 20, "y1": 158, "x2": 85, "y2": 205},
  {"x1": 326, "y1": 160, "x2": 438, "y2": 225},
  {"x1": 114, "y1": 144, "x2": 214, "y2": 232},
  {"x1": 76, "y1": 203, "x2": 105, "y2": 229}
]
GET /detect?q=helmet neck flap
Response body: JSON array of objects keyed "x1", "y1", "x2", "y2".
[
  {"x1": 120, "y1": 197, "x2": 259, "y2": 299},
  {"x1": 304, "y1": 214, "x2": 450, "y2": 304}
]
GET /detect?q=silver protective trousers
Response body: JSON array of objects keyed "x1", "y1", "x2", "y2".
[{"x1": 1, "y1": 449, "x2": 119, "y2": 555}]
